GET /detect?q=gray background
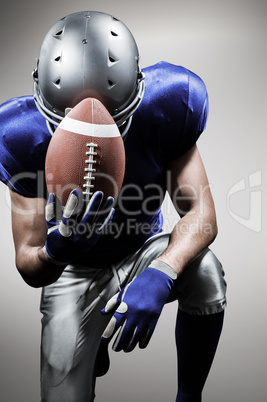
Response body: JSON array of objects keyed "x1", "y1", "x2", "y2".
[{"x1": 0, "y1": 0, "x2": 266, "y2": 401}]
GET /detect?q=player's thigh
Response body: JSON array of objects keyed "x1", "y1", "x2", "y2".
[
  {"x1": 117, "y1": 232, "x2": 171, "y2": 284},
  {"x1": 40, "y1": 269, "x2": 113, "y2": 387}
]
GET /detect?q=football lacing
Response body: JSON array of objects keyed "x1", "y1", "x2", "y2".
[{"x1": 83, "y1": 142, "x2": 98, "y2": 201}]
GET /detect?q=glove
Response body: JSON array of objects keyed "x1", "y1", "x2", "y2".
[
  {"x1": 101, "y1": 260, "x2": 177, "y2": 352},
  {"x1": 43, "y1": 189, "x2": 114, "y2": 265}
]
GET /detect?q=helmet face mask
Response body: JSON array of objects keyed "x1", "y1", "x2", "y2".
[{"x1": 33, "y1": 11, "x2": 144, "y2": 137}]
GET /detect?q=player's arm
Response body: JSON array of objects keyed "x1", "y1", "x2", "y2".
[
  {"x1": 101, "y1": 144, "x2": 217, "y2": 352},
  {"x1": 157, "y1": 143, "x2": 217, "y2": 276},
  {"x1": 10, "y1": 190, "x2": 66, "y2": 288},
  {"x1": 10, "y1": 189, "x2": 114, "y2": 288}
]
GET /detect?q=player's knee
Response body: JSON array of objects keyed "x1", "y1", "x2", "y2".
[{"x1": 173, "y1": 249, "x2": 227, "y2": 315}]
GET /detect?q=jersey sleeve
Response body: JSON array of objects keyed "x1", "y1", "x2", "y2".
[
  {"x1": 140, "y1": 62, "x2": 209, "y2": 162},
  {"x1": 177, "y1": 67, "x2": 209, "y2": 156},
  {"x1": 0, "y1": 96, "x2": 50, "y2": 198}
]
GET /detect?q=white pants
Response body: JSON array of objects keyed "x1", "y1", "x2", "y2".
[{"x1": 40, "y1": 233, "x2": 227, "y2": 402}]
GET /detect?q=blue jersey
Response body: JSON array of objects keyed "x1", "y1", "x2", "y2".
[{"x1": 0, "y1": 62, "x2": 208, "y2": 266}]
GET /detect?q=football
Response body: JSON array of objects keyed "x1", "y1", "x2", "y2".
[{"x1": 45, "y1": 98, "x2": 125, "y2": 206}]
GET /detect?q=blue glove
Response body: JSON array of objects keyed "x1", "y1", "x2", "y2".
[
  {"x1": 101, "y1": 260, "x2": 177, "y2": 352},
  {"x1": 43, "y1": 189, "x2": 114, "y2": 265}
]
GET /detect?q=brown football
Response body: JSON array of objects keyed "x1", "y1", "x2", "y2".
[{"x1": 45, "y1": 98, "x2": 125, "y2": 206}]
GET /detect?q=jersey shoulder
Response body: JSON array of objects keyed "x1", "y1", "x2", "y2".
[
  {"x1": 0, "y1": 96, "x2": 50, "y2": 197},
  {"x1": 142, "y1": 61, "x2": 208, "y2": 113},
  {"x1": 138, "y1": 61, "x2": 209, "y2": 157}
]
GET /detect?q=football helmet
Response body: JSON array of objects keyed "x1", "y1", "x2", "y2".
[{"x1": 33, "y1": 11, "x2": 145, "y2": 137}]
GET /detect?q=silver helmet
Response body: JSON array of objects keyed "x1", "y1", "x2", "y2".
[{"x1": 33, "y1": 11, "x2": 145, "y2": 137}]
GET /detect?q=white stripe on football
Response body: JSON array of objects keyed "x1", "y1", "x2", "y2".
[{"x1": 58, "y1": 116, "x2": 121, "y2": 138}]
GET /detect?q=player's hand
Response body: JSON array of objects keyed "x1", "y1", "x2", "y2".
[
  {"x1": 43, "y1": 189, "x2": 114, "y2": 265},
  {"x1": 101, "y1": 264, "x2": 176, "y2": 352}
]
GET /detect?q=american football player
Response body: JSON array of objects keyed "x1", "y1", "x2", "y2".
[{"x1": 0, "y1": 11, "x2": 227, "y2": 402}]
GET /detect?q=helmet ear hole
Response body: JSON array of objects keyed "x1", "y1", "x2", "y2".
[{"x1": 110, "y1": 30, "x2": 118, "y2": 37}]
